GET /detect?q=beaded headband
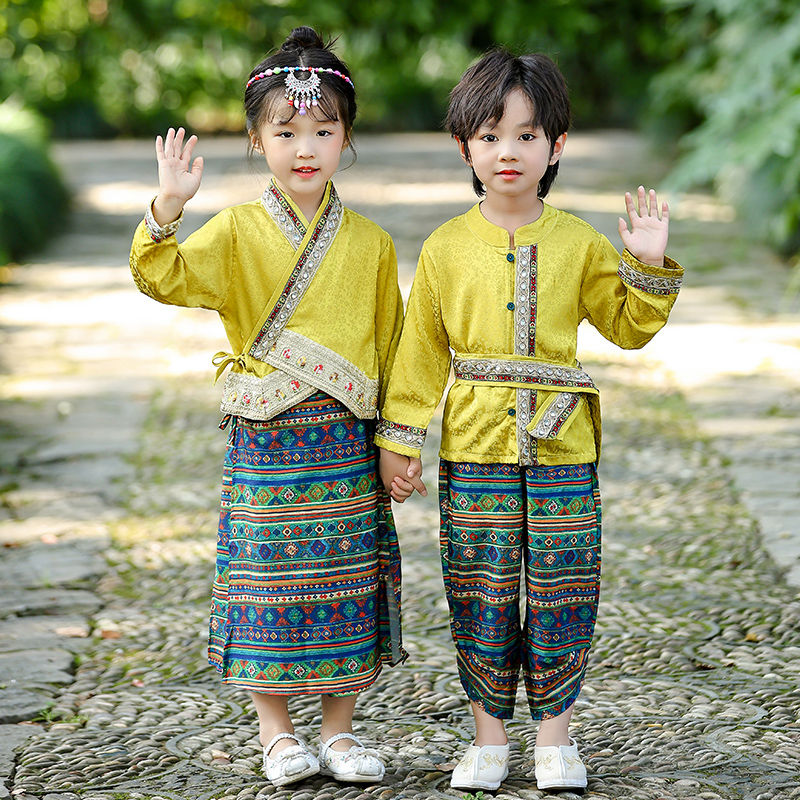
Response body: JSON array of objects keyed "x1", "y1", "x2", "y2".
[{"x1": 245, "y1": 66, "x2": 354, "y2": 116}]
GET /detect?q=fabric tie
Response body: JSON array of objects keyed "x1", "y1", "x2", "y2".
[{"x1": 212, "y1": 351, "x2": 248, "y2": 383}]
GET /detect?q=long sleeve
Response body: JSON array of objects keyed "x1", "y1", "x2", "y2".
[
  {"x1": 579, "y1": 236, "x2": 683, "y2": 349},
  {"x1": 374, "y1": 235, "x2": 404, "y2": 408},
  {"x1": 375, "y1": 247, "x2": 452, "y2": 458},
  {"x1": 129, "y1": 208, "x2": 236, "y2": 311}
]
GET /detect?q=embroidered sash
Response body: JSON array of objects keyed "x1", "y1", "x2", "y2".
[
  {"x1": 216, "y1": 180, "x2": 378, "y2": 421},
  {"x1": 452, "y1": 354, "x2": 601, "y2": 453}
]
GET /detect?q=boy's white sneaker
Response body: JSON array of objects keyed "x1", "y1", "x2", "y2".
[
  {"x1": 534, "y1": 737, "x2": 587, "y2": 790},
  {"x1": 449, "y1": 742, "x2": 510, "y2": 790}
]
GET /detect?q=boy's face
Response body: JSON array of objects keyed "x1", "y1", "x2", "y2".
[{"x1": 461, "y1": 88, "x2": 566, "y2": 203}]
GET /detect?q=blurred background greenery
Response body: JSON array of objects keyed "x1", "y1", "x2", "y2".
[{"x1": 1, "y1": 0, "x2": 798, "y2": 262}]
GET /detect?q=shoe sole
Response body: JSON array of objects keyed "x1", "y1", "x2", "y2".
[
  {"x1": 536, "y1": 779, "x2": 587, "y2": 791},
  {"x1": 268, "y1": 763, "x2": 320, "y2": 787},
  {"x1": 319, "y1": 766, "x2": 386, "y2": 783},
  {"x1": 450, "y1": 769, "x2": 508, "y2": 791}
]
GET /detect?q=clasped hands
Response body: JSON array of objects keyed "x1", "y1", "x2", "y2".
[{"x1": 379, "y1": 449, "x2": 427, "y2": 503}]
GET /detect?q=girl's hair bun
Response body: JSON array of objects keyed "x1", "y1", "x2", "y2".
[{"x1": 280, "y1": 26, "x2": 324, "y2": 52}]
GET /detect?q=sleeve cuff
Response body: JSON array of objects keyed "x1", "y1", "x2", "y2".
[
  {"x1": 144, "y1": 198, "x2": 184, "y2": 243},
  {"x1": 618, "y1": 250, "x2": 683, "y2": 296},
  {"x1": 375, "y1": 418, "x2": 427, "y2": 457}
]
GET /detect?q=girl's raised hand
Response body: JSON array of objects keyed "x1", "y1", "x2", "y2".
[
  {"x1": 153, "y1": 127, "x2": 204, "y2": 225},
  {"x1": 618, "y1": 186, "x2": 669, "y2": 267}
]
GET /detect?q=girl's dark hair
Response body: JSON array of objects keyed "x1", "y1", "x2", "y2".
[
  {"x1": 446, "y1": 49, "x2": 570, "y2": 198},
  {"x1": 244, "y1": 26, "x2": 356, "y2": 155}
]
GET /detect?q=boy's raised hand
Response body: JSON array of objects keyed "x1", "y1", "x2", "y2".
[
  {"x1": 618, "y1": 186, "x2": 669, "y2": 266},
  {"x1": 153, "y1": 127, "x2": 204, "y2": 226}
]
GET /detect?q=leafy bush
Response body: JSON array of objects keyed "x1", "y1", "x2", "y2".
[
  {"x1": 651, "y1": 0, "x2": 800, "y2": 254},
  {"x1": 0, "y1": 103, "x2": 69, "y2": 265},
  {"x1": 1, "y1": 0, "x2": 673, "y2": 135}
]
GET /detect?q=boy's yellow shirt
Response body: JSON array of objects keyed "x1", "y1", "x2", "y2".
[{"x1": 376, "y1": 202, "x2": 683, "y2": 465}]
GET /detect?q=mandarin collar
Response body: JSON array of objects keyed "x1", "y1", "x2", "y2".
[{"x1": 465, "y1": 201, "x2": 557, "y2": 248}]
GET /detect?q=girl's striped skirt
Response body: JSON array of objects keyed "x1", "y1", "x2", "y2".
[
  {"x1": 439, "y1": 460, "x2": 602, "y2": 720},
  {"x1": 208, "y1": 392, "x2": 405, "y2": 694}
]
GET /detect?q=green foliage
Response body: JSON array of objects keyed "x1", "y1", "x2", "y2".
[
  {"x1": 0, "y1": 102, "x2": 69, "y2": 265},
  {"x1": 0, "y1": 0, "x2": 673, "y2": 136},
  {"x1": 652, "y1": 0, "x2": 800, "y2": 253}
]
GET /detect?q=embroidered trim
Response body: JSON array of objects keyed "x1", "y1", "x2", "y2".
[
  {"x1": 513, "y1": 244, "x2": 538, "y2": 465},
  {"x1": 618, "y1": 258, "x2": 682, "y2": 295},
  {"x1": 144, "y1": 200, "x2": 183, "y2": 243},
  {"x1": 250, "y1": 184, "x2": 343, "y2": 359},
  {"x1": 219, "y1": 370, "x2": 317, "y2": 420},
  {"x1": 529, "y1": 392, "x2": 580, "y2": 439},
  {"x1": 516, "y1": 388, "x2": 535, "y2": 465},
  {"x1": 261, "y1": 180, "x2": 306, "y2": 249},
  {"x1": 515, "y1": 244, "x2": 537, "y2": 357},
  {"x1": 453, "y1": 357, "x2": 596, "y2": 391},
  {"x1": 262, "y1": 329, "x2": 379, "y2": 418},
  {"x1": 375, "y1": 419, "x2": 427, "y2": 450}
]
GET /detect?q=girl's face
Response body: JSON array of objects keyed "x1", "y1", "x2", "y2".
[
  {"x1": 462, "y1": 88, "x2": 566, "y2": 203},
  {"x1": 252, "y1": 105, "x2": 347, "y2": 216}
]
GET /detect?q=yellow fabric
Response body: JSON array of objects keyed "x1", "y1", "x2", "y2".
[
  {"x1": 376, "y1": 202, "x2": 684, "y2": 464},
  {"x1": 129, "y1": 182, "x2": 403, "y2": 411}
]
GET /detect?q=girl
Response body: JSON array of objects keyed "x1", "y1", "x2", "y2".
[
  {"x1": 377, "y1": 49, "x2": 684, "y2": 792},
  {"x1": 129, "y1": 27, "x2": 405, "y2": 789}
]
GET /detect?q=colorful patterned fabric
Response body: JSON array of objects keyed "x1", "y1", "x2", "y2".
[
  {"x1": 439, "y1": 460, "x2": 601, "y2": 720},
  {"x1": 208, "y1": 392, "x2": 405, "y2": 694}
]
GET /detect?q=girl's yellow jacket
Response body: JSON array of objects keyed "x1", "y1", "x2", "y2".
[{"x1": 130, "y1": 180, "x2": 403, "y2": 421}]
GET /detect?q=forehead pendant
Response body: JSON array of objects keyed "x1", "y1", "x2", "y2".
[{"x1": 284, "y1": 68, "x2": 322, "y2": 116}]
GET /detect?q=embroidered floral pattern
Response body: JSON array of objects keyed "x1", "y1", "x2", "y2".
[
  {"x1": 262, "y1": 329, "x2": 379, "y2": 418},
  {"x1": 618, "y1": 257, "x2": 682, "y2": 296},
  {"x1": 453, "y1": 357, "x2": 596, "y2": 390},
  {"x1": 261, "y1": 180, "x2": 306, "y2": 249},
  {"x1": 250, "y1": 184, "x2": 343, "y2": 359},
  {"x1": 375, "y1": 419, "x2": 427, "y2": 450},
  {"x1": 219, "y1": 370, "x2": 317, "y2": 420},
  {"x1": 529, "y1": 392, "x2": 580, "y2": 439}
]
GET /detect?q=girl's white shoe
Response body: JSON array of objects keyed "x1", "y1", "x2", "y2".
[
  {"x1": 534, "y1": 737, "x2": 587, "y2": 790},
  {"x1": 449, "y1": 742, "x2": 510, "y2": 790},
  {"x1": 318, "y1": 732, "x2": 385, "y2": 782},
  {"x1": 262, "y1": 732, "x2": 320, "y2": 787}
]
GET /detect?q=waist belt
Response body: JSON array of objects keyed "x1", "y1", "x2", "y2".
[
  {"x1": 452, "y1": 355, "x2": 596, "y2": 393},
  {"x1": 452, "y1": 355, "x2": 599, "y2": 456}
]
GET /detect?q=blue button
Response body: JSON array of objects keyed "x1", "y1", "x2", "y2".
[
  {"x1": 506, "y1": 252, "x2": 515, "y2": 262},
  {"x1": 508, "y1": 408, "x2": 516, "y2": 416},
  {"x1": 507, "y1": 302, "x2": 515, "y2": 310}
]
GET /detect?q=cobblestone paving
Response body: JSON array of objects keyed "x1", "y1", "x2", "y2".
[
  {"x1": 2, "y1": 133, "x2": 800, "y2": 800},
  {"x1": 10, "y1": 370, "x2": 800, "y2": 800}
]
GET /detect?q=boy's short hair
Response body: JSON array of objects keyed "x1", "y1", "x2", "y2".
[{"x1": 446, "y1": 49, "x2": 571, "y2": 198}]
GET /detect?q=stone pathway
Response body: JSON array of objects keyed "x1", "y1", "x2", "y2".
[{"x1": 1, "y1": 132, "x2": 799, "y2": 800}]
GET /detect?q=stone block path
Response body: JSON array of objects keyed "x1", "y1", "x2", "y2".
[{"x1": 1, "y1": 132, "x2": 799, "y2": 799}]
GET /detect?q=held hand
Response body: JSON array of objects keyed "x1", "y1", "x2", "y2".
[
  {"x1": 378, "y1": 449, "x2": 428, "y2": 503},
  {"x1": 379, "y1": 449, "x2": 413, "y2": 503},
  {"x1": 153, "y1": 127, "x2": 204, "y2": 225},
  {"x1": 406, "y1": 457, "x2": 427, "y2": 497},
  {"x1": 618, "y1": 186, "x2": 669, "y2": 267}
]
